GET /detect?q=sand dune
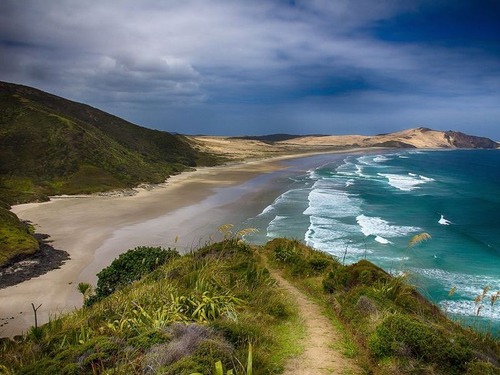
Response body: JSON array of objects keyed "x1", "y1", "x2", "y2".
[{"x1": 189, "y1": 127, "x2": 498, "y2": 159}]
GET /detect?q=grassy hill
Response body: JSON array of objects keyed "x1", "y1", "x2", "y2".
[
  {"x1": 1, "y1": 237, "x2": 498, "y2": 374},
  {"x1": 0, "y1": 81, "x2": 221, "y2": 205},
  {"x1": 0, "y1": 81, "x2": 223, "y2": 266}
]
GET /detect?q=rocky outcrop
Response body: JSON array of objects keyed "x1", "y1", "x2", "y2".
[{"x1": 444, "y1": 131, "x2": 499, "y2": 149}]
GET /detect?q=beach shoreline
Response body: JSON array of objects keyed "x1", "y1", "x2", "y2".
[
  {"x1": 0, "y1": 148, "x2": 374, "y2": 337},
  {"x1": 0, "y1": 150, "x2": 318, "y2": 337}
]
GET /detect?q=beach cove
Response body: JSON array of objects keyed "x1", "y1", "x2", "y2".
[
  {"x1": 0, "y1": 150, "x2": 355, "y2": 337},
  {"x1": 3, "y1": 148, "x2": 498, "y2": 338}
]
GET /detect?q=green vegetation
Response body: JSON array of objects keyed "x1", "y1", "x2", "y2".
[
  {"x1": 0, "y1": 206, "x2": 39, "y2": 266},
  {"x1": 92, "y1": 246, "x2": 180, "y2": 301},
  {"x1": 0, "y1": 81, "x2": 223, "y2": 205},
  {"x1": 263, "y1": 238, "x2": 500, "y2": 374},
  {"x1": 0, "y1": 81, "x2": 225, "y2": 265},
  {"x1": 0, "y1": 239, "x2": 304, "y2": 374},
  {"x1": 1, "y1": 237, "x2": 499, "y2": 373}
]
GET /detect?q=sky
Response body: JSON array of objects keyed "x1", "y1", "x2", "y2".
[{"x1": 1, "y1": 0, "x2": 499, "y2": 138}]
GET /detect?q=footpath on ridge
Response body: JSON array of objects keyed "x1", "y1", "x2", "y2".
[{"x1": 267, "y1": 266, "x2": 361, "y2": 375}]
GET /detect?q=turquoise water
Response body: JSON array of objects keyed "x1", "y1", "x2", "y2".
[{"x1": 245, "y1": 149, "x2": 500, "y2": 335}]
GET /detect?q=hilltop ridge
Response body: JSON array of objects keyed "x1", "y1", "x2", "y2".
[
  {"x1": 0, "y1": 81, "x2": 220, "y2": 205},
  {"x1": 1, "y1": 238, "x2": 499, "y2": 374},
  {"x1": 296, "y1": 126, "x2": 499, "y2": 149},
  {"x1": 190, "y1": 127, "x2": 498, "y2": 161},
  {"x1": 0, "y1": 81, "x2": 220, "y2": 268}
]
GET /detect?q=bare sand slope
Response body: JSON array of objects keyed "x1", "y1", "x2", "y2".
[
  {"x1": 189, "y1": 127, "x2": 498, "y2": 159},
  {"x1": 281, "y1": 128, "x2": 453, "y2": 148}
]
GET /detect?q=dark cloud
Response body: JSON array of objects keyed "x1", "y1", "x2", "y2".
[{"x1": 1, "y1": 0, "x2": 499, "y2": 138}]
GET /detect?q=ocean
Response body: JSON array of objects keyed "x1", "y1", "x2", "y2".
[{"x1": 244, "y1": 149, "x2": 500, "y2": 335}]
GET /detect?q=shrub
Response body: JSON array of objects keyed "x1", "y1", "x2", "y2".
[
  {"x1": 126, "y1": 329, "x2": 171, "y2": 349},
  {"x1": 308, "y1": 255, "x2": 331, "y2": 272},
  {"x1": 77, "y1": 336, "x2": 124, "y2": 371},
  {"x1": 323, "y1": 260, "x2": 390, "y2": 293},
  {"x1": 356, "y1": 295, "x2": 379, "y2": 317},
  {"x1": 94, "y1": 246, "x2": 179, "y2": 299},
  {"x1": 19, "y1": 358, "x2": 59, "y2": 375},
  {"x1": 210, "y1": 319, "x2": 264, "y2": 348},
  {"x1": 266, "y1": 238, "x2": 337, "y2": 277},
  {"x1": 244, "y1": 262, "x2": 273, "y2": 290},
  {"x1": 369, "y1": 314, "x2": 473, "y2": 374},
  {"x1": 466, "y1": 360, "x2": 500, "y2": 375},
  {"x1": 274, "y1": 242, "x2": 297, "y2": 263}
]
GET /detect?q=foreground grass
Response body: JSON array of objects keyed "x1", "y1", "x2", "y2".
[
  {"x1": 262, "y1": 238, "x2": 500, "y2": 375},
  {"x1": 0, "y1": 239, "x2": 304, "y2": 374},
  {"x1": 1, "y1": 237, "x2": 499, "y2": 374}
]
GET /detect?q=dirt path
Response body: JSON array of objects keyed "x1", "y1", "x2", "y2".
[{"x1": 269, "y1": 269, "x2": 361, "y2": 375}]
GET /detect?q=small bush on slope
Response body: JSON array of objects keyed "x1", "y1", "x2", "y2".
[{"x1": 91, "y1": 246, "x2": 180, "y2": 301}]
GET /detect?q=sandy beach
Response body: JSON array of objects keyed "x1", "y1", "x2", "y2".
[{"x1": 0, "y1": 152, "x2": 333, "y2": 337}]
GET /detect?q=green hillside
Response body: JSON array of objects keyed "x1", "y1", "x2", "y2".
[
  {"x1": 0, "y1": 206, "x2": 39, "y2": 266},
  {"x1": 0, "y1": 81, "x2": 222, "y2": 266},
  {"x1": 0, "y1": 81, "x2": 221, "y2": 205},
  {"x1": 1, "y1": 237, "x2": 498, "y2": 374}
]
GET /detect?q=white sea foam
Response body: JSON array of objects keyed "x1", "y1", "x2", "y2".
[
  {"x1": 261, "y1": 186, "x2": 312, "y2": 237},
  {"x1": 305, "y1": 232, "x2": 368, "y2": 258},
  {"x1": 378, "y1": 173, "x2": 434, "y2": 191},
  {"x1": 355, "y1": 165, "x2": 368, "y2": 178},
  {"x1": 307, "y1": 168, "x2": 321, "y2": 180},
  {"x1": 356, "y1": 214, "x2": 420, "y2": 238},
  {"x1": 267, "y1": 215, "x2": 289, "y2": 237},
  {"x1": 311, "y1": 177, "x2": 345, "y2": 190},
  {"x1": 412, "y1": 268, "x2": 500, "y2": 298},
  {"x1": 376, "y1": 256, "x2": 410, "y2": 262},
  {"x1": 375, "y1": 236, "x2": 392, "y2": 244},
  {"x1": 439, "y1": 300, "x2": 500, "y2": 320},
  {"x1": 358, "y1": 155, "x2": 377, "y2": 166},
  {"x1": 257, "y1": 204, "x2": 275, "y2": 217},
  {"x1": 304, "y1": 188, "x2": 361, "y2": 218},
  {"x1": 373, "y1": 155, "x2": 391, "y2": 163},
  {"x1": 304, "y1": 210, "x2": 369, "y2": 260},
  {"x1": 337, "y1": 171, "x2": 357, "y2": 178},
  {"x1": 272, "y1": 188, "x2": 308, "y2": 208},
  {"x1": 336, "y1": 159, "x2": 360, "y2": 178},
  {"x1": 410, "y1": 267, "x2": 500, "y2": 321},
  {"x1": 438, "y1": 214, "x2": 452, "y2": 225}
]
